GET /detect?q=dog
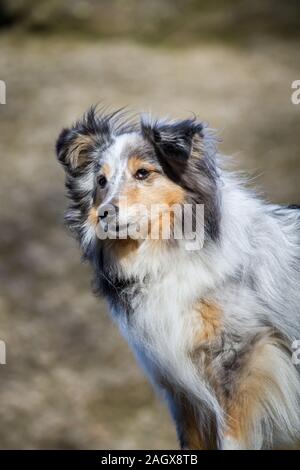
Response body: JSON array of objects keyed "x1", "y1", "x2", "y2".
[{"x1": 56, "y1": 107, "x2": 300, "y2": 450}]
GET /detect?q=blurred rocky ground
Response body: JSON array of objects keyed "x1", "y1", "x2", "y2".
[
  {"x1": 0, "y1": 0, "x2": 299, "y2": 450},
  {"x1": 0, "y1": 0, "x2": 300, "y2": 43}
]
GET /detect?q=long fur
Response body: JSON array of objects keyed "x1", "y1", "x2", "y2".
[{"x1": 56, "y1": 107, "x2": 300, "y2": 450}]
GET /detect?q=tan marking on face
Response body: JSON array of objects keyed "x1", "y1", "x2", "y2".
[
  {"x1": 87, "y1": 206, "x2": 98, "y2": 227},
  {"x1": 127, "y1": 156, "x2": 157, "y2": 175},
  {"x1": 121, "y1": 155, "x2": 185, "y2": 208},
  {"x1": 101, "y1": 163, "x2": 112, "y2": 179},
  {"x1": 68, "y1": 134, "x2": 95, "y2": 169},
  {"x1": 118, "y1": 169, "x2": 185, "y2": 238},
  {"x1": 153, "y1": 181, "x2": 186, "y2": 207}
]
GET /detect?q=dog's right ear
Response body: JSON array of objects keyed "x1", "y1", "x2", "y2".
[
  {"x1": 141, "y1": 116, "x2": 204, "y2": 163},
  {"x1": 56, "y1": 126, "x2": 95, "y2": 173}
]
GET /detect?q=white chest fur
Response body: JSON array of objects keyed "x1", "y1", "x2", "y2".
[{"x1": 112, "y1": 246, "x2": 225, "y2": 417}]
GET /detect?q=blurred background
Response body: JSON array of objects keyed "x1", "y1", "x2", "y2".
[{"x1": 0, "y1": 0, "x2": 299, "y2": 450}]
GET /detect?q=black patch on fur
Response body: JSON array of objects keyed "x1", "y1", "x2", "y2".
[{"x1": 141, "y1": 118, "x2": 203, "y2": 163}]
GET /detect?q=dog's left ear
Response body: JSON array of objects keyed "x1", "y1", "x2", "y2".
[
  {"x1": 141, "y1": 117, "x2": 204, "y2": 162},
  {"x1": 56, "y1": 126, "x2": 96, "y2": 174},
  {"x1": 56, "y1": 107, "x2": 109, "y2": 174}
]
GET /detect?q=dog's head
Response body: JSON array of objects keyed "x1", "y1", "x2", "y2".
[{"x1": 56, "y1": 107, "x2": 220, "y2": 256}]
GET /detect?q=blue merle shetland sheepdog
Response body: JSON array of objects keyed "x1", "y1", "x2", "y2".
[{"x1": 56, "y1": 107, "x2": 300, "y2": 450}]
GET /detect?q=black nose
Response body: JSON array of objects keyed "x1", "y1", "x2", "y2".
[
  {"x1": 99, "y1": 210, "x2": 109, "y2": 220},
  {"x1": 98, "y1": 204, "x2": 118, "y2": 221}
]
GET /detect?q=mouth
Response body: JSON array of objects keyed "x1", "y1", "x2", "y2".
[{"x1": 99, "y1": 219, "x2": 131, "y2": 237}]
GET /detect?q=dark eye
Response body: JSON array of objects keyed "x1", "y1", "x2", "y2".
[
  {"x1": 97, "y1": 175, "x2": 107, "y2": 188},
  {"x1": 134, "y1": 169, "x2": 150, "y2": 180}
]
